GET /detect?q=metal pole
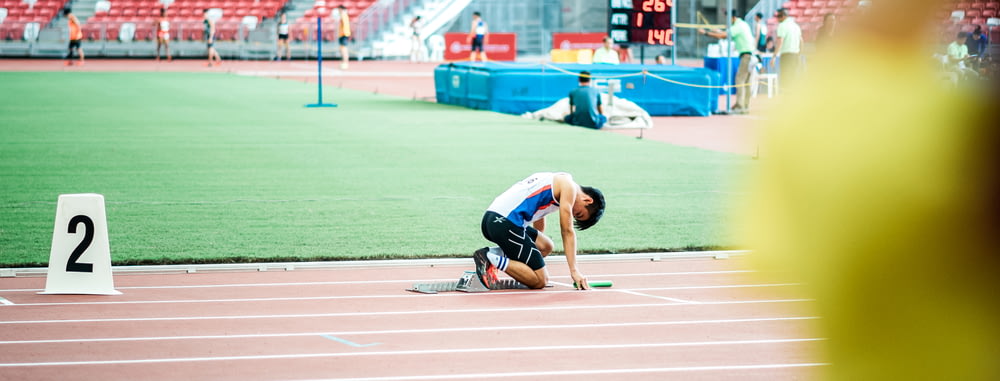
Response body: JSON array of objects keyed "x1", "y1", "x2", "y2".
[
  {"x1": 724, "y1": 0, "x2": 733, "y2": 113},
  {"x1": 306, "y1": 15, "x2": 337, "y2": 108},
  {"x1": 671, "y1": 0, "x2": 677, "y2": 65}
]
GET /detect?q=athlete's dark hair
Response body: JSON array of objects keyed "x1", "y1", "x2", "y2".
[
  {"x1": 473, "y1": 11, "x2": 481, "y2": 17},
  {"x1": 575, "y1": 186, "x2": 605, "y2": 231},
  {"x1": 578, "y1": 71, "x2": 591, "y2": 84},
  {"x1": 63, "y1": 8, "x2": 71, "y2": 15}
]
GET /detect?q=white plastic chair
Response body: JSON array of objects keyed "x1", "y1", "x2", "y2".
[
  {"x1": 0, "y1": 8, "x2": 8, "y2": 24},
  {"x1": 241, "y1": 15, "x2": 257, "y2": 30},
  {"x1": 23, "y1": 22, "x2": 40, "y2": 41},
  {"x1": 206, "y1": 8, "x2": 223, "y2": 22},
  {"x1": 119, "y1": 22, "x2": 135, "y2": 41},
  {"x1": 94, "y1": 0, "x2": 111, "y2": 13},
  {"x1": 427, "y1": 34, "x2": 444, "y2": 62}
]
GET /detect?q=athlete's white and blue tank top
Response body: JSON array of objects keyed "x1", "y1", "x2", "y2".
[
  {"x1": 474, "y1": 20, "x2": 486, "y2": 36},
  {"x1": 487, "y1": 172, "x2": 561, "y2": 227}
]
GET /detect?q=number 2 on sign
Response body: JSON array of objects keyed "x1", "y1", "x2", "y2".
[
  {"x1": 647, "y1": 29, "x2": 673, "y2": 45},
  {"x1": 642, "y1": 0, "x2": 673, "y2": 12},
  {"x1": 66, "y1": 215, "x2": 95, "y2": 273}
]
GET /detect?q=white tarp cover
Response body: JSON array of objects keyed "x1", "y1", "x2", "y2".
[{"x1": 522, "y1": 94, "x2": 653, "y2": 130}]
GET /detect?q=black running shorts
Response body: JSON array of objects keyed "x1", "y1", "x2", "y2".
[{"x1": 481, "y1": 211, "x2": 545, "y2": 270}]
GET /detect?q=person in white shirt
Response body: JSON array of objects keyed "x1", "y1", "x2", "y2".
[
  {"x1": 592, "y1": 37, "x2": 620, "y2": 64},
  {"x1": 275, "y1": 12, "x2": 290, "y2": 61},
  {"x1": 770, "y1": 8, "x2": 802, "y2": 90}
]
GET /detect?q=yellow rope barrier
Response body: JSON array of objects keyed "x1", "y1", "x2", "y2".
[{"x1": 441, "y1": 59, "x2": 752, "y2": 89}]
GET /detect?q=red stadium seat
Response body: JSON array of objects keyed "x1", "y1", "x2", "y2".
[
  {"x1": 965, "y1": 9, "x2": 981, "y2": 17},
  {"x1": 984, "y1": 9, "x2": 997, "y2": 17}
]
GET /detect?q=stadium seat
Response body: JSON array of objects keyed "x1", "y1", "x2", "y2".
[
  {"x1": 0, "y1": 7, "x2": 7, "y2": 24},
  {"x1": 984, "y1": 9, "x2": 997, "y2": 17}
]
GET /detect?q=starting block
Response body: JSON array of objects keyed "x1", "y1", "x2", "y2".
[{"x1": 407, "y1": 270, "x2": 529, "y2": 294}]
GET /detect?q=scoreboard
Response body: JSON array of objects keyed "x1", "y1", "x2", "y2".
[{"x1": 608, "y1": 0, "x2": 674, "y2": 45}]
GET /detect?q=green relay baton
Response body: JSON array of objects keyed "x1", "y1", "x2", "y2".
[{"x1": 574, "y1": 281, "x2": 614, "y2": 288}]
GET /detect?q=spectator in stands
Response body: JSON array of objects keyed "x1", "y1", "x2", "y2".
[
  {"x1": 817, "y1": 13, "x2": 836, "y2": 48},
  {"x1": 336, "y1": 5, "x2": 351, "y2": 69},
  {"x1": 770, "y1": 8, "x2": 802, "y2": 90},
  {"x1": 655, "y1": 54, "x2": 668, "y2": 64},
  {"x1": 64, "y1": 8, "x2": 84, "y2": 66},
  {"x1": 410, "y1": 16, "x2": 423, "y2": 62},
  {"x1": 275, "y1": 12, "x2": 290, "y2": 61},
  {"x1": 965, "y1": 25, "x2": 988, "y2": 71},
  {"x1": 754, "y1": 12, "x2": 767, "y2": 53},
  {"x1": 617, "y1": 43, "x2": 634, "y2": 63},
  {"x1": 203, "y1": 9, "x2": 222, "y2": 67},
  {"x1": 564, "y1": 71, "x2": 607, "y2": 129},
  {"x1": 948, "y1": 31, "x2": 977, "y2": 80},
  {"x1": 467, "y1": 11, "x2": 488, "y2": 62},
  {"x1": 592, "y1": 37, "x2": 620, "y2": 64},
  {"x1": 155, "y1": 8, "x2": 172, "y2": 62},
  {"x1": 700, "y1": 10, "x2": 756, "y2": 114}
]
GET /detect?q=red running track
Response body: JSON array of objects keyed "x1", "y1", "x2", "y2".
[{"x1": 0, "y1": 256, "x2": 823, "y2": 380}]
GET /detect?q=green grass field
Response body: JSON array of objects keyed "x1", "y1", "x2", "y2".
[{"x1": 0, "y1": 72, "x2": 750, "y2": 267}]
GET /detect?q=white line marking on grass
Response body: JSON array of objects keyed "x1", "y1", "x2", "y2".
[
  {"x1": 0, "y1": 316, "x2": 818, "y2": 345},
  {"x1": 618, "y1": 290, "x2": 699, "y2": 304},
  {"x1": 0, "y1": 270, "x2": 754, "y2": 293},
  {"x1": 0, "y1": 338, "x2": 825, "y2": 367},
  {"x1": 0, "y1": 299, "x2": 813, "y2": 325},
  {"x1": 297, "y1": 363, "x2": 829, "y2": 381}
]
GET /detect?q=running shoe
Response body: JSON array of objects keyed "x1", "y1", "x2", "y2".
[{"x1": 473, "y1": 247, "x2": 498, "y2": 289}]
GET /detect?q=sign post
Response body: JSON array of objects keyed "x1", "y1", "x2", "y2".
[{"x1": 41, "y1": 194, "x2": 121, "y2": 295}]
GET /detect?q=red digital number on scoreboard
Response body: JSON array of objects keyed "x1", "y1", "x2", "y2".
[{"x1": 609, "y1": 0, "x2": 674, "y2": 45}]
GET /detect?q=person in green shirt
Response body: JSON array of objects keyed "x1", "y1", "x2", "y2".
[
  {"x1": 770, "y1": 8, "x2": 802, "y2": 90},
  {"x1": 947, "y1": 32, "x2": 976, "y2": 81},
  {"x1": 700, "y1": 11, "x2": 756, "y2": 113}
]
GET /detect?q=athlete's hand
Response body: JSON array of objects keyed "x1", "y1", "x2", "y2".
[{"x1": 571, "y1": 271, "x2": 589, "y2": 290}]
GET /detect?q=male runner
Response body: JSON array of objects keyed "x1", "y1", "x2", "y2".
[
  {"x1": 467, "y1": 11, "x2": 487, "y2": 62},
  {"x1": 475, "y1": 172, "x2": 605, "y2": 290},
  {"x1": 203, "y1": 9, "x2": 222, "y2": 66}
]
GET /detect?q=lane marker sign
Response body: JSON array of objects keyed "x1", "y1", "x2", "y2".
[{"x1": 40, "y1": 194, "x2": 121, "y2": 295}]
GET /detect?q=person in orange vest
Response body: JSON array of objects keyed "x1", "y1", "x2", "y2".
[
  {"x1": 336, "y1": 5, "x2": 351, "y2": 69},
  {"x1": 65, "y1": 8, "x2": 84, "y2": 66}
]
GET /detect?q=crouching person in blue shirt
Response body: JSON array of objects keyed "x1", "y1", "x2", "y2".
[{"x1": 564, "y1": 71, "x2": 607, "y2": 129}]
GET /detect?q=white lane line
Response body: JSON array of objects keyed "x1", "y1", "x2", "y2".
[
  {"x1": 0, "y1": 338, "x2": 825, "y2": 367},
  {"x1": 0, "y1": 297, "x2": 14, "y2": 306},
  {"x1": 0, "y1": 299, "x2": 813, "y2": 325},
  {"x1": 0, "y1": 283, "x2": 801, "y2": 307},
  {"x1": 618, "y1": 290, "x2": 699, "y2": 304},
  {"x1": 0, "y1": 270, "x2": 753, "y2": 293},
  {"x1": 298, "y1": 363, "x2": 829, "y2": 381},
  {"x1": 0, "y1": 316, "x2": 819, "y2": 345}
]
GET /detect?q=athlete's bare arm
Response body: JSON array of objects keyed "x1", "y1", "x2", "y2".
[{"x1": 553, "y1": 174, "x2": 588, "y2": 289}]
